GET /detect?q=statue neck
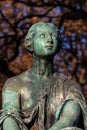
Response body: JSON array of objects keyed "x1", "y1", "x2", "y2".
[{"x1": 32, "y1": 54, "x2": 53, "y2": 77}]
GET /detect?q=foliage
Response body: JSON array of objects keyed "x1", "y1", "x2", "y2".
[{"x1": 0, "y1": 0, "x2": 87, "y2": 102}]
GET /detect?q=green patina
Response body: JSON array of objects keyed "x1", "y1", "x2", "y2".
[{"x1": 0, "y1": 22, "x2": 87, "y2": 130}]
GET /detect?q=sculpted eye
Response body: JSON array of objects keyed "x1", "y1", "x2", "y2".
[
  {"x1": 53, "y1": 34, "x2": 57, "y2": 37},
  {"x1": 40, "y1": 33, "x2": 45, "y2": 38},
  {"x1": 52, "y1": 34, "x2": 58, "y2": 39}
]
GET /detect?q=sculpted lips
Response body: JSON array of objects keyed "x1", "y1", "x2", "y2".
[{"x1": 45, "y1": 44, "x2": 53, "y2": 49}]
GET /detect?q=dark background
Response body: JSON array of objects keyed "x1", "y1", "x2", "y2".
[{"x1": 0, "y1": 0, "x2": 87, "y2": 108}]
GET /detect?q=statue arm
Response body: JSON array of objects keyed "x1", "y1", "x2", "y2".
[
  {"x1": 2, "y1": 90, "x2": 21, "y2": 130},
  {"x1": 1, "y1": 79, "x2": 21, "y2": 130},
  {"x1": 49, "y1": 100, "x2": 81, "y2": 130}
]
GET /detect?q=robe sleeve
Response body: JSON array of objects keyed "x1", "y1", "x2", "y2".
[{"x1": 56, "y1": 78, "x2": 87, "y2": 130}]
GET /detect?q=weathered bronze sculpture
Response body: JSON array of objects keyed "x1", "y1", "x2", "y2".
[{"x1": 0, "y1": 22, "x2": 87, "y2": 130}]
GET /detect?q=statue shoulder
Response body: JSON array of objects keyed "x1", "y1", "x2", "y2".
[
  {"x1": 54, "y1": 72, "x2": 68, "y2": 83},
  {"x1": 54, "y1": 72, "x2": 82, "y2": 91},
  {"x1": 64, "y1": 78, "x2": 82, "y2": 91},
  {"x1": 3, "y1": 70, "x2": 30, "y2": 92},
  {"x1": 3, "y1": 76, "x2": 20, "y2": 92}
]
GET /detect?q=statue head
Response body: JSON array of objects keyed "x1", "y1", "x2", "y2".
[{"x1": 24, "y1": 22, "x2": 62, "y2": 57}]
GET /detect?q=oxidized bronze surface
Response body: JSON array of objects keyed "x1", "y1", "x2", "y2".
[{"x1": 0, "y1": 22, "x2": 87, "y2": 130}]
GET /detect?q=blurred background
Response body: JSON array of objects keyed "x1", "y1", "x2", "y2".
[{"x1": 0, "y1": 0, "x2": 87, "y2": 108}]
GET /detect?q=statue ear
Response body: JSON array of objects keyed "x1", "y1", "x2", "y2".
[{"x1": 24, "y1": 37, "x2": 33, "y2": 52}]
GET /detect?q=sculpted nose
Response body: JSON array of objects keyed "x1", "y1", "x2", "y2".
[
  {"x1": 47, "y1": 35, "x2": 53, "y2": 44},
  {"x1": 47, "y1": 40, "x2": 53, "y2": 44}
]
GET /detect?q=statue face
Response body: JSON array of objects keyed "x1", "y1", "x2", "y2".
[{"x1": 33, "y1": 26, "x2": 59, "y2": 57}]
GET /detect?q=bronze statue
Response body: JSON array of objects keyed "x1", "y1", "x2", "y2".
[{"x1": 0, "y1": 22, "x2": 87, "y2": 130}]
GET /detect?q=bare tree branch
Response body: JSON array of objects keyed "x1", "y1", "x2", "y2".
[
  {"x1": 14, "y1": 0, "x2": 87, "y2": 13},
  {"x1": 15, "y1": 7, "x2": 53, "y2": 25},
  {"x1": 0, "y1": 10, "x2": 17, "y2": 35},
  {"x1": 59, "y1": 11, "x2": 87, "y2": 29},
  {"x1": 0, "y1": 35, "x2": 15, "y2": 39}
]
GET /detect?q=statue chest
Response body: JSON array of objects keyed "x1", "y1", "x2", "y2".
[
  {"x1": 21, "y1": 76, "x2": 63, "y2": 112},
  {"x1": 20, "y1": 77, "x2": 51, "y2": 110},
  {"x1": 20, "y1": 76, "x2": 64, "y2": 129}
]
